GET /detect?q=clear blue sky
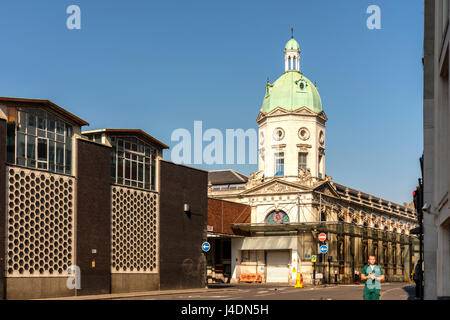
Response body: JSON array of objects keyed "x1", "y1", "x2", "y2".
[{"x1": 0, "y1": 0, "x2": 424, "y2": 205}]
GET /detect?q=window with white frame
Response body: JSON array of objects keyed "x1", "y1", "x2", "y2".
[
  {"x1": 110, "y1": 136, "x2": 157, "y2": 191},
  {"x1": 274, "y1": 152, "x2": 284, "y2": 176},
  {"x1": 7, "y1": 108, "x2": 73, "y2": 175},
  {"x1": 298, "y1": 152, "x2": 307, "y2": 171}
]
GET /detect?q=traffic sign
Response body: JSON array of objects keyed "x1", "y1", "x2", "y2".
[
  {"x1": 202, "y1": 242, "x2": 211, "y2": 252},
  {"x1": 311, "y1": 255, "x2": 317, "y2": 263},
  {"x1": 319, "y1": 233, "x2": 327, "y2": 242},
  {"x1": 319, "y1": 245, "x2": 328, "y2": 254}
]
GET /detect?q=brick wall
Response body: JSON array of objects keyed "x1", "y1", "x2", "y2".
[
  {"x1": 208, "y1": 198, "x2": 251, "y2": 235},
  {"x1": 76, "y1": 139, "x2": 112, "y2": 295},
  {"x1": 159, "y1": 160, "x2": 208, "y2": 290}
]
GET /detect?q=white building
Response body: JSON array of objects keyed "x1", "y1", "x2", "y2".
[{"x1": 208, "y1": 36, "x2": 419, "y2": 285}]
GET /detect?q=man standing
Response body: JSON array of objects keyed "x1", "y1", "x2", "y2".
[{"x1": 361, "y1": 255, "x2": 385, "y2": 300}]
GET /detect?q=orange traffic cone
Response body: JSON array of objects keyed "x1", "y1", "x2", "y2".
[{"x1": 294, "y1": 273, "x2": 304, "y2": 288}]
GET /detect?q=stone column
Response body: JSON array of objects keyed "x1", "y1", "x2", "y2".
[
  {"x1": 388, "y1": 242, "x2": 393, "y2": 279},
  {"x1": 368, "y1": 239, "x2": 374, "y2": 257},
  {"x1": 344, "y1": 235, "x2": 352, "y2": 283}
]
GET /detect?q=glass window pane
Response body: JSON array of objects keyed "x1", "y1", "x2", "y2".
[
  {"x1": 138, "y1": 162, "x2": 143, "y2": 182},
  {"x1": 37, "y1": 115, "x2": 46, "y2": 130},
  {"x1": 125, "y1": 160, "x2": 130, "y2": 179},
  {"x1": 48, "y1": 117, "x2": 56, "y2": 133},
  {"x1": 151, "y1": 158, "x2": 156, "y2": 190},
  {"x1": 132, "y1": 161, "x2": 137, "y2": 180},
  {"x1": 27, "y1": 136, "x2": 35, "y2": 160},
  {"x1": 18, "y1": 111, "x2": 27, "y2": 133},
  {"x1": 56, "y1": 121, "x2": 64, "y2": 134},
  {"x1": 275, "y1": 152, "x2": 284, "y2": 176},
  {"x1": 37, "y1": 138, "x2": 47, "y2": 161},
  {"x1": 38, "y1": 162, "x2": 47, "y2": 170},
  {"x1": 66, "y1": 125, "x2": 73, "y2": 138},
  {"x1": 17, "y1": 133, "x2": 26, "y2": 158},
  {"x1": 27, "y1": 114, "x2": 36, "y2": 135},
  {"x1": 49, "y1": 140, "x2": 55, "y2": 172},
  {"x1": 56, "y1": 134, "x2": 65, "y2": 142},
  {"x1": 56, "y1": 142, "x2": 64, "y2": 166},
  {"x1": 145, "y1": 164, "x2": 150, "y2": 184}
]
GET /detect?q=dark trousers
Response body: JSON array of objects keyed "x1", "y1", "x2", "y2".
[{"x1": 414, "y1": 280, "x2": 421, "y2": 298}]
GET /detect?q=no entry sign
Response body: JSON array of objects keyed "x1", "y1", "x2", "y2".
[{"x1": 319, "y1": 233, "x2": 327, "y2": 242}]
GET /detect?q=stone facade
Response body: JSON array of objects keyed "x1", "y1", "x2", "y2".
[{"x1": 423, "y1": 0, "x2": 450, "y2": 300}]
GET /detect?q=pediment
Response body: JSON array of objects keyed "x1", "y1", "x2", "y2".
[
  {"x1": 241, "y1": 179, "x2": 311, "y2": 196},
  {"x1": 257, "y1": 107, "x2": 328, "y2": 123},
  {"x1": 313, "y1": 180, "x2": 340, "y2": 198},
  {"x1": 292, "y1": 106, "x2": 319, "y2": 116}
]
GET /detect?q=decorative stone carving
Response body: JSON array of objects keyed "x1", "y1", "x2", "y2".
[
  {"x1": 247, "y1": 171, "x2": 264, "y2": 187},
  {"x1": 298, "y1": 167, "x2": 312, "y2": 184}
]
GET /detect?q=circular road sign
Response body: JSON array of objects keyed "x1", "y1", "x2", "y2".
[
  {"x1": 320, "y1": 245, "x2": 328, "y2": 254},
  {"x1": 202, "y1": 242, "x2": 211, "y2": 252},
  {"x1": 319, "y1": 233, "x2": 327, "y2": 242}
]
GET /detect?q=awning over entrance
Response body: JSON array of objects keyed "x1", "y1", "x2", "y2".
[{"x1": 240, "y1": 236, "x2": 297, "y2": 250}]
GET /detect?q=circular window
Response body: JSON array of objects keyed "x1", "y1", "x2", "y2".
[
  {"x1": 319, "y1": 131, "x2": 325, "y2": 145},
  {"x1": 273, "y1": 128, "x2": 285, "y2": 141},
  {"x1": 298, "y1": 127, "x2": 310, "y2": 141},
  {"x1": 298, "y1": 80, "x2": 307, "y2": 91}
]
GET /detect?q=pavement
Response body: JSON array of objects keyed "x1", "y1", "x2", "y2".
[{"x1": 39, "y1": 282, "x2": 418, "y2": 300}]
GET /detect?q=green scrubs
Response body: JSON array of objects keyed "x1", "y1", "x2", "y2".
[{"x1": 362, "y1": 264, "x2": 384, "y2": 300}]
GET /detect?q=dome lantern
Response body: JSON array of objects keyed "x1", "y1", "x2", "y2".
[{"x1": 284, "y1": 28, "x2": 300, "y2": 72}]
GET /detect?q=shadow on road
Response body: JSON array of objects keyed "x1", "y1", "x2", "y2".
[{"x1": 403, "y1": 285, "x2": 420, "y2": 300}]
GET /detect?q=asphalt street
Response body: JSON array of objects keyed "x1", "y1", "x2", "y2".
[{"x1": 116, "y1": 282, "x2": 417, "y2": 300}]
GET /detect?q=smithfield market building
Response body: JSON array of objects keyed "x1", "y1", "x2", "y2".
[{"x1": 208, "y1": 36, "x2": 420, "y2": 285}]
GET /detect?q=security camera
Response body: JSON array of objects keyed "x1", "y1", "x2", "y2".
[{"x1": 422, "y1": 203, "x2": 431, "y2": 214}]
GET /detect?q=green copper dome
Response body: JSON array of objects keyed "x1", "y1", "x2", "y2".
[
  {"x1": 285, "y1": 38, "x2": 300, "y2": 51},
  {"x1": 261, "y1": 71, "x2": 322, "y2": 113}
]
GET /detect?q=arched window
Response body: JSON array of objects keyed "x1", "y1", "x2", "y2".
[{"x1": 265, "y1": 210, "x2": 289, "y2": 224}]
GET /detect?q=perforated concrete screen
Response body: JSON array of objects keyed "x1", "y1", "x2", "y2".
[
  {"x1": 6, "y1": 166, "x2": 74, "y2": 277},
  {"x1": 111, "y1": 186, "x2": 158, "y2": 273}
]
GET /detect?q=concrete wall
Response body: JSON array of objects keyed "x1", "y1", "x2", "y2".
[
  {"x1": 76, "y1": 139, "x2": 112, "y2": 296},
  {"x1": 159, "y1": 160, "x2": 208, "y2": 290},
  {"x1": 6, "y1": 278, "x2": 73, "y2": 300},
  {"x1": 111, "y1": 274, "x2": 159, "y2": 293},
  {"x1": 0, "y1": 119, "x2": 6, "y2": 299}
]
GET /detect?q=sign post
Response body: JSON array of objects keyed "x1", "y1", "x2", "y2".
[{"x1": 311, "y1": 255, "x2": 317, "y2": 285}]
